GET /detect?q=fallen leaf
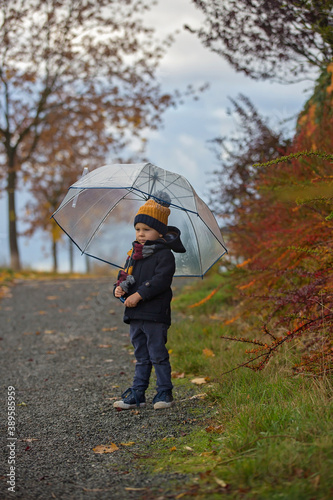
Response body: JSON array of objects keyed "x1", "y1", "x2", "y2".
[
  {"x1": 171, "y1": 371, "x2": 185, "y2": 379},
  {"x1": 37, "y1": 311, "x2": 47, "y2": 315},
  {"x1": 191, "y1": 377, "x2": 210, "y2": 385},
  {"x1": 214, "y1": 477, "x2": 227, "y2": 488},
  {"x1": 202, "y1": 348, "x2": 215, "y2": 358},
  {"x1": 124, "y1": 488, "x2": 147, "y2": 491},
  {"x1": 209, "y1": 314, "x2": 223, "y2": 321},
  {"x1": 93, "y1": 442, "x2": 119, "y2": 454},
  {"x1": 46, "y1": 296, "x2": 58, "y2": 300},
  {"x1": 102, "y1": 327, "x2": 118, "y2": 332},
  {"x1": 98, "y1": 344, "x2": 112, "y2": 348},
  {"x1": 120, "y1": 442, "x2": 135, "y2": 446},
  {"x1": 46, "y1": 351, "x2": 56, "y2": 355},
  {"x1": 170, "y1": 446, "x2": 177, "y2": 451},
  {"x1": 206, "y1": 425, "x2": 224, "y2": 434},
  {"x1": 44, "y1": 329, "x2": 56, "y2": 334},
  {"x1": 311, "y1": 475, "x2": 320, "y2": 488},
  {"x1": 184, "y1": 446, "x2": 194, "y2": 451},
  {"x1": 189, "y1": 393, "x2": 207, "y2": 400}
]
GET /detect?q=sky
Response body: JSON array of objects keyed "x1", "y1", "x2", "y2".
[{"x1": 0, "y1": 0, "x2": 313, "y2": 272}]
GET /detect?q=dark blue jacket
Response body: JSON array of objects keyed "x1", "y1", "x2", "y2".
[{"x1": 118, "y1": 227, "x2": 185, "y2": 326}]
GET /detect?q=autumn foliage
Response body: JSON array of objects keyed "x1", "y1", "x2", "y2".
[{"x1": 217, "y1": 66, "x2": 333, "y2": 376}]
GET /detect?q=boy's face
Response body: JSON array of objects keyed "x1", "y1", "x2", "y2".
[{"x1": 135, "y1": 223, "x2": 162, "y2": 245}]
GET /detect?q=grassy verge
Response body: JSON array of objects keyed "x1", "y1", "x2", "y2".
[{"x1": 143, "y1": 272, "x2": 333, "y2": 499}]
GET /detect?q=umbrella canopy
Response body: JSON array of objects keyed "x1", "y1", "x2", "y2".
[{"x1": 51, "y1": 163, "x2": 227, "y2": 277}]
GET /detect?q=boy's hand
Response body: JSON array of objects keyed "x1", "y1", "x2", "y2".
[
  {"x1": 115, "y1": 286, "x2": 125, "y2": 298},
  {"x1": 124, "y1": 292, "x2": 142, "y2": 308}
]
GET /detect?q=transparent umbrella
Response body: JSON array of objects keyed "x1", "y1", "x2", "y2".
[{"x1": 51, "y1": 163, "x2": 227, "y2": 277}]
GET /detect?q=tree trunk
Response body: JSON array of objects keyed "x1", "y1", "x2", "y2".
[
  {"x1": 85, "y1": 254, "x2": 90, "y2": 274},
  {"x1": 52, "y1": 238, "x2": 58, "y2": 273},
  {"x1": 7, "y1": 162, "x2": 21, "y2": 271},
  {"x1": 69, "y1": 240, "x2": 74, "y2": 273}
]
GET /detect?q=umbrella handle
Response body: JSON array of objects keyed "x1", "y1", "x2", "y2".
[{"x1": 119, "y1": 297, "x2": 125, "y2": 303}]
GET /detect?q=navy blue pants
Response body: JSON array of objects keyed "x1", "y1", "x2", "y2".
[{"x1": 129, "y1": 320, "x2": 173, "y2": 392}]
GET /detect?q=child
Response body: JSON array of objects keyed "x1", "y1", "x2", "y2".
[{"x1": 113, "y1": 192, "x2": 185, "y2": 410}]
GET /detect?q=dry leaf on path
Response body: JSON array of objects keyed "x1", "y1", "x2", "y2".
[
  {"x1": 101, "y1": 327, "x2": 118, "y2": 332},
  {"x1": 93, "y1": 442, "x2": 119, "y2": 454},
  {"x1": 124, "y1": 488, "x2": 147, "y2": 491},
  {"x1": 120, "y1": 441, "x2": 135, "y2": 446},
  {"x1": 98, "y1": 344, "x2": 112, "y2": 348}
]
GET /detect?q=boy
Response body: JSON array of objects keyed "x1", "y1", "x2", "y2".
[{"x1": 113, "y1": 192, "x2": 185, "y2": 410}]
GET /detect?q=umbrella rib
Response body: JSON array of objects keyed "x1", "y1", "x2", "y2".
[
  {"x1": 133, "y1": 170, "x2": 195, "y2": 210},
  {"x1": 187, "y1": 213, "x2": 204, "y2": 277},
  {"x1": 130, "y1": 187, "x2": 198, "y2": 214},
  {"x1": 198, "y1": 215, "x2": 228, "y2": 249},
  {"x1": 81, "y1": 191, "x2": 131, "y2": 254}
]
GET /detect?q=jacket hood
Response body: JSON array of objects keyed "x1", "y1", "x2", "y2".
[
  {"x1": 161, "y1": 226, "x2": 186, "y2": 253},
  {"x1": 140, "y1": 226, "x2": 186, "y2": 253}
]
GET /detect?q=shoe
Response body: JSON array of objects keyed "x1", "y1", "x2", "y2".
[
  {"x1": 153, "y1": 390, "x2": 174, "y2": 410},
  {"x1": 113, "y1": 388, "x2": 146, "y2": 409}
]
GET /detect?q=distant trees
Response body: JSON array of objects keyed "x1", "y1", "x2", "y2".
[
  {"x1": 0, "y1": 0, "x2": 178, "y2": 270},
  {"x1": 188, "y1": 0, "x2": 333, "y2": 82}
]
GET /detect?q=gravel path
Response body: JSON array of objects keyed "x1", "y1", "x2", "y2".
[{"x1": 0, "y1": 277, "x2": 205, "y2": 499}]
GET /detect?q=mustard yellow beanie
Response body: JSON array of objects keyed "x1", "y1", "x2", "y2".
[{"x1": 134, "y1": 192, "x2": 171, "y2": 236}]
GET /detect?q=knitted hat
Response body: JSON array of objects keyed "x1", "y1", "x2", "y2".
[{"x1": 134, "y1": 191, "x2": 171, "y2": 236}]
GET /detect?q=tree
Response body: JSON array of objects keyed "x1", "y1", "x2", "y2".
[
  {"x1": 219, "y1": 67, "x2": 333, "y2": 375},
  {"x1": 207, "y1": 94, "x2": 290, "y2": 218},
  {"x1": 0, "y1": 0, "x2": 178, "y2": 270},
  {"x1": 187, "y1": 0, "x2": 333, "y2": 82},
  {"x1": 21, "y1": 92, "x2": 111, "y2": 272}
]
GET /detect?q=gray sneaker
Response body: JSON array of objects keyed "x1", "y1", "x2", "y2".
[{"x1": 113, "y1": 388, "x2": 146, "y2": 409}]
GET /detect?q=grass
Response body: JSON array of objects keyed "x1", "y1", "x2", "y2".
[{"x1": 141, "y1": 271, "x2": 333, "y2": 499}]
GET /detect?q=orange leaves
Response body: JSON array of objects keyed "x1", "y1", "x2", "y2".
[
  {"x1": 93, "y1": 442, "x2": 119, "y2": 454},
  {"x1": 224, "y1": 315, "x2": 240, "y2": 325},
  {"x1": 237, "y1": 280, "x2": 256, "y2": 290},
  {"x1": 189, "y1": 288, "x2": 219, "y2": 308},
  {"x1": 236, "y1": 258, "x2": 252, "y2": 268},
  {"x1": 202, "y1": 348, "x2": 215, "y2": 358}
]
